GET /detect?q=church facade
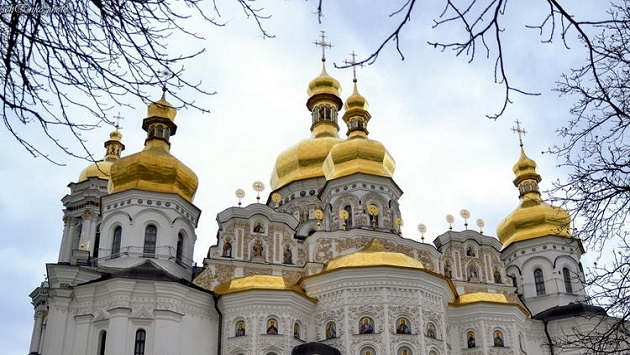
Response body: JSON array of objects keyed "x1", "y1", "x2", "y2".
[{"x1": 29, "y1": 53, "x2": 608, "y2": 355}]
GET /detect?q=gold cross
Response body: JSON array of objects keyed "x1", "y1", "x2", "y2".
[
  {"x1": 511, "y1": 120, "x2": 527, "y2": 147},
  {"x1": 113, "y1": 112, "x2": 124, "y2": 131},
  {"x1": 313, "y1": 31, "x2": 333, "y2": 61},
  {"x1": 343, "y1": 51, "x2": 364, "y2": 82}
]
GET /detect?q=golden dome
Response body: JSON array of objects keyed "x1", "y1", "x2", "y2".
[
  {"x1": 147, "y1": 90, "x2": 177, "y2": 121},
  {"x1": 78, "y1": 130, "x2": 124, "y2": 182},
  {"x1": 307, "y1": 62, "x2": 342, "y2": 99},
  {"x1": 109, "y1": 92, "x2": 198, "y2": 203},
  {"x1": 78, "y1": 161, "x2": 113, "y2": 182},
  {"x1": 214, "y1": 275, "x2": 314, "y2": 301},
  {"x1": 323, "y1": 239, "x2": 424, "y2": 272},
  {"x1": 323, "y1": 138, "x2": 395, "y2": 180},
  {"x1": 497, "y1": 148, "x2": 571, "y2": 249},
  {"x1": 109, "y1": 140, "x2": 198, "y2": 202},
  {"x1": 322, "y1": 81, "x2": 395, "y2": 181},
  {"x1": 271, "y1": 135, "x2": 343, "y2": 190},
  {"x1": 344, "y1": 81, "x2": 369, "y2": 111},
  {"x1": 270, "y1": 61, "x2": 344, "y2": 190}
]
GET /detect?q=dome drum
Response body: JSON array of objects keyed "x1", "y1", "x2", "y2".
[{"x1": 306, "y1": 93, "x2": 342, "y2": 112}]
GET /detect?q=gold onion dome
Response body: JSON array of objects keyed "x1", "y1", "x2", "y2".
[
  {"x1": 109, "y1": 91, "x2": 198, "y2": 203},
  {"x1": 213, "y1": 275, "x2": 312, "y2": 300},
  {"x1": 307, "y1": 62, "x2": 342, "y2": 99},
  {"x1": 496, "y1": 148, "x2": 571, "y2": 249},
  {"x1": 78, "y1": 130, "x2": 125, "y2": 182},
  {"x1": 323, "y1": 239, "x2": 424, "y2": 272},
  {"x1": 271, "y1": 61, "x2": 343, "y2": 190},
  {"x1": 323, "y1": 81, "x2": 395, "y2": 180}
]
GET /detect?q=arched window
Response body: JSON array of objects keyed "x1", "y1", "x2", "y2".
[
  {"x1": 112, "y1": 226, "x2": 122, "y2": 258},
  {"x1": 467, "y1": 331, "x2": 476, "y2": 348},
  {"x1": 94, "y1": 225, "x2": 101, "y2": 259},
  {"x1": 176, "y1": 233, "x2": 184, "y2": 264},
  {"x1": 344, "y1": 205, "x2": 352, "y2": 227},
  {"x1": 235, "y1": 320, "x2": 246, "y2": 337},
  {"x1": 134, "y1": 329, "x2": 146, "y2": 355},
  {"x1": 325, "y1": 321, "x2": 337, "y2": 339},
  {"x1": 97, "y1": 330, "x2": 107, "y2": 355},
  {"x1": 395, "y1": 317, "x2": 411, "y2": 334},
  {"x1": 493, "y1": 330, "x2": 505, "y2": 347},
  {"x1": 563, "y1": 267, "x2": 573, "y2": 293},
  {"x1": 143, "y1": 225, "x2": 157, "y2": 257},
  {"x1": 534, "y1": 268, "x2": 546, "y2": 296},
  {"x1": 266, "y1": 318, "x2": 278, "y2": 335}
]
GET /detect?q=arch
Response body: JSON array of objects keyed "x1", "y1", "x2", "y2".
[
  {"x1": 563, "y1": 267, "x2": 573, "y2": 293},
  {"x1": 93, "y1": 223, "x2": 101, "y2": 259},
  {"x1": 293, "y1": 321, "x2": 301, "y2": 339},
  {"x1": 143, "y1": 224, "x2": 157, "y2": 257},
  {"x1": 344, "y1": 205, "x2": 353, "y2": 228},
  {"x1": 466, "y1": 261, "x2": 481, "y2": 282},
  {"x1": 234, "y1": 320, "x2": 246, "y2": 337},
  {"x1": 325, "y1": 321, "x2": 337, "y2": 339},
  {"x1": 425, "y1": 321, "x2": 437, "y2": 338},
  {"x1": 176, "y1": 232, "x2": 184, "y2": 264},
  {"x1": 397, "y1": 346, "x2": 413, "y2": 355},
  {"x1": 466, "y1": 330, "x2": 476, "y2": 348},
  {"x1": 358, "y1": 316, "x2": 375, "y2": 334},
  {"x1": 250, "y1": 239, "x2": 266, "y2": 260},
  {"x1": 112, "y1": 226, "x2": 122, "y2": 258},
  {"x1": 134, "y1": 329, "x2": 146, "y2": 355},
  {"x1": 443, "y1": 259, "x2": 453, "y2": 278},
  {"x1": 534, "y1": 268, "x2": 546, "y2": 296},
  {"x1": 395, "y1": 317, "x2": 411, "y2": 334},
  {"x1": 266, "y1": 317, "x2": 279, "y2": 335},
  {"x1": 360, "y1": 346, "x2": 377, "y2": 355},
  {"x1": 493, "y1": 267, "x2": 502, "y2": 284},
  {"x1": 97, "y1": 330, "x2": 107, "y2": 355},
  {"x1": 493, "y1": 329, "x2": 505, "y2": 347},
  {"x1": 222, "y1": 238, "x2": 233, "y2": 258}
]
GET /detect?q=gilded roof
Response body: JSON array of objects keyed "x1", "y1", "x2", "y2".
[
  {"x1": 323, "y1": 239, "x2": 424, "y2": 272},
  {"x1": 109, "y1": 140, "x2": 198, "y2": 203},
  {"x1": 497, "y1": 148, "x2": 572, "y2": 249},
  {"x1": 323, "y1": 137, "x2": 395, "y2": 180},
  {"x1": 214, "y1": 275, "x2": 315, "y2": 302}
]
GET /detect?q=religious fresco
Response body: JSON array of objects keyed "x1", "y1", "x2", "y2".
[{"x1": 359, "y1": 317, "x2": 375, "y2": 334}]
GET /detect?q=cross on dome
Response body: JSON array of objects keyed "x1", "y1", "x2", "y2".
[
  {"x1": 313, "y1": 31, "x2": 333, "y2": 62},
  {"x1": 511, "y1": 119, "x2": 527, "y2": 147},
  {"x1": 112, "y1": 112, "x2": 124, "y2": 131},
  {"x1": 343, "y1": 51, "x2": 364, "y2": 82}
]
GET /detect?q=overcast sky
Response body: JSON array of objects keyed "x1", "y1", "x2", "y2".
[{"x1": 0, "y1": 1, "x2": 607, "y2": 354}]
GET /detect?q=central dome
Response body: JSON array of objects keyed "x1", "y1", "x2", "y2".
[{"x1": 270, "y1": 61, "x2": 343, "y2": 190}]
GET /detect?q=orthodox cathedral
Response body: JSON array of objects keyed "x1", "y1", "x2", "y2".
[{"x1": 29, "y1": 42, "x2": 610, "y2": 355}]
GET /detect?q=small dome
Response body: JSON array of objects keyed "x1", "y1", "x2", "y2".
[
  {"x1": 78, "y1": 130, "x2": 124, "y2": 182},
  {"x1": 344, "y1": 81, "x2": 369, "y2": 111},
  {"x1": 307, "y1": 63, "x2": 342, "y2": 99},
  {"x1": 78, "y1": 161, "x2": 113, "y2": 182},
  {"x1": 147, "y1": 91, "x2": 177, "y2": 121},
  {"x1": 213, "y1": 275, "x2": 313, "y2": 301},
  {"x1": 496, "y1": 148, "x2": 571, "y2": 249},
  {"x1": 323, "y1": 136, "x2": 395, "y2": 181},
  {"x1": 323, "y1": 239, "x2": 424, "y2": 272}
]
